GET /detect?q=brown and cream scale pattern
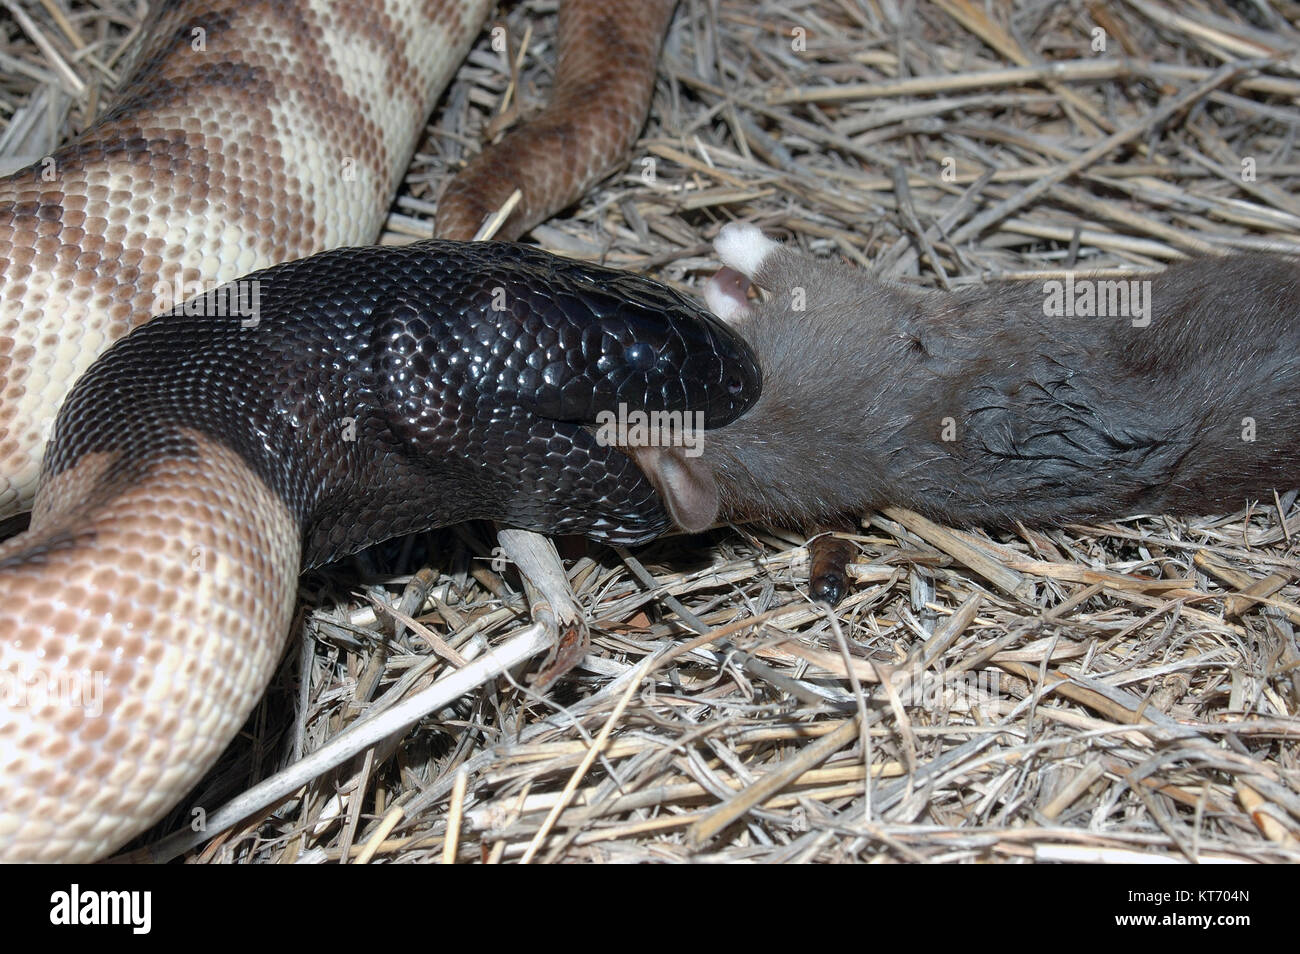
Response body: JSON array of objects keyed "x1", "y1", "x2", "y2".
[
  {"x1": 0, "y1": 434, "x2": 300, "y2": 862},
  {"x1": 0, "y1": 0, "x2": 680, "y2": 860},
  {"x1": 0, "y1": 0, "x2": 492, "y2": 513}
]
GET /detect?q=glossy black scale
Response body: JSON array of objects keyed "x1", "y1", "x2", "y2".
[{"x1": 47, "y1": 240, "x2": 762, "y2": 565}]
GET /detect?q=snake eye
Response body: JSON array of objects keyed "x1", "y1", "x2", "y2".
[{"x1": 623, "y1": 342, "x2": 656, "y2": 372}]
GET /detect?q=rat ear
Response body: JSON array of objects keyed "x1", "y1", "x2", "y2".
[
  {"x1": 705, "y1": 266, "x2": 752, "y2": 325},
  {"x1": 630, "y1": 446, "x2": 720, "y2": 533}
]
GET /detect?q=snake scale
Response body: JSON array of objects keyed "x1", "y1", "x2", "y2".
[{"x1": 0, "y1": 0, "x2": 761, "y2": 862}]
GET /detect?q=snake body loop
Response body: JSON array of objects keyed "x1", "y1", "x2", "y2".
[
  {"x1": 0, "y1": 239, "x2": 757, "y2": 862},
  {"x1": 0, "y1": 0, "x2": 695, "y2": 861}
]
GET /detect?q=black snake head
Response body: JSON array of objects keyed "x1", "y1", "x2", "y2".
[
  {"x1": 513, "y1": 248, "x2": 762, "y2": 428},
  {"x1": 371, "y1": 242, "x2": 760, "y2": 431},
  {"x1": 370, "y1": 240, "x2": 761, "y2": 454}
]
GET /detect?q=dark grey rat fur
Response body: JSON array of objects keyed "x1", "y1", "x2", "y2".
[{"x1": 637, "y1": 240, "x2": 1300, "y2": 533}]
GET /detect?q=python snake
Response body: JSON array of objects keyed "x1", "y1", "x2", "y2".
[{"x1": 0, "y1": 0, "x2": 756, "y2": 862}]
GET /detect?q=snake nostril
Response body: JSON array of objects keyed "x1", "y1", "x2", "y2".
[{"x1": 727, "y1": 372, "x2": 745, "y2": 395}]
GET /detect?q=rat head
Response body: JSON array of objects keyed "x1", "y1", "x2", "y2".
[
  {"x1": 627, "y1": 223, "x2": 787, "y2": 532},
  {"x1": 631, "y1": 223, "x2": 922, "y2": 533}
]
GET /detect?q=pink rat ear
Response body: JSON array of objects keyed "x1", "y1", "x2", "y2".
[
  {"x1": 705, "y1": 266, "x2": 752, "y2": 324},
  {"x1": 628, "y1": 446, "x2": 720, "y2": 533},
  {"x1": 705, "y1": 222, "x2": 783, "y2": 324}
]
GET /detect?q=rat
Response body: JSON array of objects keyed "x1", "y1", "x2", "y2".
[{"x1": 631, "y1": 223, "x2": 1300, "y2": 559}]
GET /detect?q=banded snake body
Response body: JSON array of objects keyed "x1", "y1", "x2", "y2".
[{"x1": 0, "y1": 0, "x2": 762, "y2": 862}]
